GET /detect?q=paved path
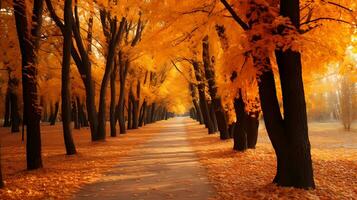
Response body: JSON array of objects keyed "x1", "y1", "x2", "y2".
[{"x1": 74, "y1": 118, "x2": 214, "y2": 200}]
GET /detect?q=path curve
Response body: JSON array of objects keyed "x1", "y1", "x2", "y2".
[{"x1": 74, "y1": 117, "x2": 215, "y2": 200}]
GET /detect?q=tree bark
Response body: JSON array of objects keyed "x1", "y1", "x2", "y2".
[
  {"x1": 77, "y1": 98, "x2": 88, "y2": 127},
  {"x1": 233, "y1": 95, "x2": 248, "y2": 151},
  {"x1": 3, "y1": 86, "x2": 11, "y2": 127},
  {"x1": 10, "y1": 90, "x2": 20, "y2": 133},
  {"x1": 246, "y1": 114, "x2": 259, "y2": 149},
  {"x1": 127, "y1": 94, "x2": 132, "y2": 130},
  {"x1": 209, "y1": 102, "x2": 218, "y2": 132},
  {"x1": 72, "y1": 99, "x2": 80, "y2": 129},
  {"x1": 117, "y1": 52, "x2": 129, "y2": 134},
  {"x1": 138, "y1": 100, "x2": 147, "y2": 127},
  {"x1": 61, "y1": 0, "x2": 77, "y2": 155},
  {"x1": 150, "y1": 103, "x2": 156, "y2": 123},
  {"x1": 131, "y1": 80, "x2": 140, "y2": 129},
  {"x1": 145, "y1": 104, "x2": 152, "y2": 124},
  {"x1": 193, "y1": 100, "x2": 204, "y2": 124},
  {"x1": 110, "y1": 57, "x2": 118, "y2": 137},
  {"x1": 270, "y1": 0, "x2": 314, "y2": 189},
  {"x1": 192, "y1": 61, "x2": 215, "y2": 134},
  {"x1": 97, "y1": 17, "x2": 125, "y2": 140},
  {"x1": 228, "y1": 123, "x2": 235, "y2": 138},
  {"x1": 13, "y1": 0, "x2": 44, "y2": 170},
  {"x1": 50, "y1": 101, "x2": 59, "y2": 125},
  {"x1": 202, "y1": 35, "x2": 229, "y2": 139}
]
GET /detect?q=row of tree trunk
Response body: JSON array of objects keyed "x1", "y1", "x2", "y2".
[
  {"x1": 191, "y1": 0, "x2": 315, "y2": 189},
  {"x1": 189, "y1": 34, "x2": 260, "y2": 151}
]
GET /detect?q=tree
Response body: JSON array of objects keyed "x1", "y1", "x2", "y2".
[
  {"x1": 202, "y1": 35, "x2": 230, "y2": 139},
  {"x1": 46, "y1": 0, "x2": 99, "y2": 141},
  {"x1": 273, "y1": 0, "x2": 314, "y2": 188},
  {"x1": 116, "y1": 15, "x2": 144, "y2": 134},
  {"x1": 192, "y1": 60, "x2": 215, "y2": 134},
  {"x1": 97, "y1": 7, "x2": 126, "y2": 140},
  {"x1": 61, "y1": 0, "x2": 77, "y2": 155},
  {"x1": 13, "y1": 0, "x2": 44, "y2": 170},
  {"x1": 219, "y1": 0, "x2": 315, "y2": 188},
  {"x1": 339, "y1": 72, "x2": 354, "y2": 131}
]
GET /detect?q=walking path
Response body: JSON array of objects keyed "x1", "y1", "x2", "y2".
[{"x1": 74, "y1": 117, "x2": 215, "y2": 200}]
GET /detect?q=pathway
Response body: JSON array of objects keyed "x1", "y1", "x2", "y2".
[{"x1": 74, "y1": 117, "x2": 215, "y2": 200}]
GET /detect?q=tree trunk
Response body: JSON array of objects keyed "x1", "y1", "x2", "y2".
[
  {"x1": 117, "y1": 52, "x2": 129, "y2": 134},
  {"x1": 233, "y1": 96, "x2": 248, "y2": 151},
  {"x1": 41, "y1": 97, "x2": 48, "y2": 122},
  {"x1": 127, "y1": 96, "x2": 132, "y2": 129},
  {"x1": 145, "y1": 104, "x2": 152, "y2": 124},
  {"x1": 202, "y1": 35, "x2": 229, "y2": 138},
  {"x1": 138, "y1": 100, "x2": 147, "y2": 127},
  {"x1": 209, "y1": 102, "x2": 218, "y2": 132},
  {"x1": 97, "y1": 37, "x2": 117, "y2": 140},
  {"x1": 228, "y1": 123, "x2": 235, "y2": 138},
  {"x1": 192, "y1": 61, "x2": 215, "y2": 134},
  {"x1": 77, "y1": 98, "x2": 89, "y2": 127},
  {"x1": 10, "y1": 91, "x2": 20, "y2": 133},
  {"x1": 50, "y1": 101, "x2": 59, "y2": 125},
  {"x1": 110, "y1": 57, "x2": 118, "y2": 137},
  {"x1": 246, "y1": 114, "x2": 259, "y2": 149},
  {"x1": 13, "y1": 0, "x2": 44, "y2": 170},
  {"x1": 3, "y1": 90, "x2": 11, "y2": 127},
  {"x1": 190, "y1": 108, "x2": 196, "y2": 120},
  {"x1": 97, "y1": 15, "x2": 126, "y2": 139},
  {"x1": 61, "y1": 0, "x2": 77, "y2": 155},
  {"x1": 45, "y1": 0, "x2": 98, "y2": 139},
  {"x1": 72, "y1": 99, "x2": 80, "y2": 129},
  {"x1": 85, "y1": 80, "x2": 98, "y2": 140},
  {"x1": 193, "y1": 100, "x2": 204, "y2": 124},
  {"x1": 132, "y1": 80, "x2": 140, "y2": 129},
  {"x1": 189, "y1": 84, "x2": 204, "y2": 124},
  {"x1": 275, "y1": 50, "x2": 314, "y2": 188},
  {"x1": 48, "y1": 102, "x2": 54, "y2": 122},
  {"x1": 132, "y1": 99, "x2": 139, "y2": 128},
  {"x1": 271, "y1": 0, "x2": 314, "y2": 189}
]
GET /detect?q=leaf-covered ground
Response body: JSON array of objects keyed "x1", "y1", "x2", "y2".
[
  {"x1": 0, "y1": 119, "x2": 356, "y2": 199},
  {"x1": 0, "y1": 123, "x2": 158, "y2": 199},
  {"x1": 186, "y1": 120, "x2": 357, "y2": 200}
]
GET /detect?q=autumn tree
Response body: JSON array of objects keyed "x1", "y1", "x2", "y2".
[
  {"x1": 218, "y1": 0, "x2": 316, "y2": 188},
  {"x1": 46, "y1": 0, "x2": 99, "y2": 141},
  {"x1": 13, "y1": 0, "x2": 44, "y2": 169},
  {"x1": 61, "y1": 0, "x2": 77, "y2": 155},
  {"x1": 339, "y1": 67, "x2": 355, "y2": 131}
]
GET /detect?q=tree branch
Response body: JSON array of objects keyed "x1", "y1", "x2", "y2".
[
  {"x1": 219, "y1": 0, "x2": 249, "y2": 30},
  {"x1": 45, "y1": 0, "x2": 64, "y2": 31},
  {"x1": 301, "y1": 17, "x2": 356, "y2": 26}
]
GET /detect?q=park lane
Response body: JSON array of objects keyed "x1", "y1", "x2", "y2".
[{"x1": 74, "y1": 117, "x2": 215, "y2": 200}]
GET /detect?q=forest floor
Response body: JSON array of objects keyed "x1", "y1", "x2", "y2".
[
  {"x1": 187, "y1": 119, "x2": 357, "y2": 199},
  {"x1": 0, "y1": 118, "x2": 356, "y2": 199}
]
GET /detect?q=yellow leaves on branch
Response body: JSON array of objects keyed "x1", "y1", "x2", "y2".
[{"x1": 0, "y1": 0, "x2": 356, "y2": 115}]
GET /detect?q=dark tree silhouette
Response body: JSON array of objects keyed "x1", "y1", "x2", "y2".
[
  {"x1": 61, "y1": 0, "x2": 77, "y2": 155},
  {"x1": 13, "y1": 0, "x2": 44, "y2": 170}
]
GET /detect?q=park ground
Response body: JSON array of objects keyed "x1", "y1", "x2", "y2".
[{"x1": 0, "y1": 118, "x2": 356, "y2": 199}]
